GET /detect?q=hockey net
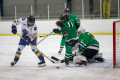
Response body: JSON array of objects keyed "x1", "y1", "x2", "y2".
[{"x1": 113, "y1": 20, "x2": 120, "y2": 68}]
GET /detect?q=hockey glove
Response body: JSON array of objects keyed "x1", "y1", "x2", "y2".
[
  {"x1": 28, "y1": 37, "x2": 31, "y2": 43},
  {"x1": 75, "y1": 24, "x2": 79, "y2": 30},
  {"x1": 11, "y1": 25, "x2": 17, "y2": 34},
  {"x1": 25, "y1": 37, "x2": 31, "y2": 45},
  {"x1": 53, "y1": 28, "x2": 59, "y2": 34},
  {"x1": 22, "y1": 29, "x2": 28, "y2": 36}
]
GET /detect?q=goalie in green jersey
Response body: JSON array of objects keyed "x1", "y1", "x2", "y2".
[
  {"x1": 53, "y1": 14, "x2": 79, "y2": 66},
  {"x1": 58, "y1": 8, "x2": 85, "y2": 54},
  {"x1": 72, "y1": 32, "x2": 105, "y2": 66}
]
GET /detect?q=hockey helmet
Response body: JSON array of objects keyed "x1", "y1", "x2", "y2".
[
  {"x1": 28, "y1": 16, "x2": 35, "y2": 23},
  {"x1": 64, "y1": 8, "x2": 70, "y2": 13},
  {"x1": 59, "y1": 14, "x2": 69, "y2": 22}
]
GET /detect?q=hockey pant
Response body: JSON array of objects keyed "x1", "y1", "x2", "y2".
[
  {"x1": 65, "y1": 39, "x2": 78, "y2": 60},
  {"x1": 14, "y1": 37, "x2": 44, "y2": 62},
  {"x1": 82, "y1": 48, "x2": 99, "y2": 60}
]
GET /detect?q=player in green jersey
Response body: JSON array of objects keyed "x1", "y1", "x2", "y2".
[
  {"x1": 53, "y1": 14, "x2": 79, "y2": 66},
  {"x1": 72, "y1": 32, "x2": 104, "y2": 66},
  {"x1": 58, "y1": 8, "x2": 84, "y2": 54}
]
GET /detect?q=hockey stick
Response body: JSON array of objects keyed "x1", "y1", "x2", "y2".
[
  {"x1": 51, "y1": 56, "x2": 65, "y2": 63},
  {"x1": 17, "y1": 33, "x2": 62, "y2": 63},
  {"x1": 37, "y1": 32, "x2": 53, "y2": 45},
  {"x1": 38, "y1": 33, "x2": 57, "y2": 38}
]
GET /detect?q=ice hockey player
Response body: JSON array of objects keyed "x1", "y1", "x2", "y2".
[
  {"x1": 58, "y1": 8, "x2": 84, "y2": 54},
  {"x1": 53, "y1": 14, "x2": 79, "y2": 66},
  {"x1": 72, "y1": 32, "x2": 105, "y2": 66},
  {"x1": 11, "y1": 16, "x2": 46, "y2": 67}
]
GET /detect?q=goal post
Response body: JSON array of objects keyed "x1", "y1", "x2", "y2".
[{"x1": 113, "y1": 20, "x2": 120, "y2": 68}]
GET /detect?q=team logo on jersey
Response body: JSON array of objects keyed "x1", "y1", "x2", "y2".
[
  {"x1": 62, "y1": 29, "x2": 68, "y2": 36},
  {"x1": 34, "y1": 27, "x2": 37, "y2": 30},
  {"x1": 22, "y1": 18, "x2": 25, "y2": 20}
]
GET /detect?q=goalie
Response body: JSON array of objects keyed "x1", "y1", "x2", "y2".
[{"x1": 72, "y1": 32, "x2": 105, "y2": 66}]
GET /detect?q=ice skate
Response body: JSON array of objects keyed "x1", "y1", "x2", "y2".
[
  {"x1": 38, "y1": 59, "x2": 46, "y2": 67},
  {"x1": 65, "y1": 60, "x2": 69, "y2": 67},
  {"x1": 58, "y1": 48, "x2": 63, "y2": 54},
  {"x1": 11, "y1": 61, "x2": 17, "y2": 66}
]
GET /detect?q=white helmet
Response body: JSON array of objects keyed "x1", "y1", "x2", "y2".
[{"x1": 78, "y1": 27, "x2": 85, "y2": 33}]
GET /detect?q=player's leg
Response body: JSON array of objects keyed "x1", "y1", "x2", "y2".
[
  {"x1": 31, "y1": 37, "x2": 46, "y2": 67},
  {"x1": 58, "y1": 36, "x2": 65, "y2": 54},
  {"x1": 82, "y1": 48, "x2": 98, "y2": 60},
  {"x1": 65, "y1": 45, "x2": 72, "y2": 66},
  {"x1": 73, "y1": 49, "x2": 97, "y2": 66},
  {"x1": 11, "y1": 38, "x2": 27, "y2": 66},
  {"x1": 65, "y1": 40, "x2": 78, "y2": 66},
  {"x1": 73, "y1": 55, "x2": 87, "y2": 66},
  {"x1": 11, "y1": 45, "x2": 25, "y2": 66},
  {"x1": 93, "y1": 53, "x2": 105, "y2": 62}
]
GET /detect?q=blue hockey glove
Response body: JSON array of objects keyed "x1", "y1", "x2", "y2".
[
  {"x1": 11, "y1": 25, "x2": 17, "y2": 34},
  {"x1": 26, "y1": 37, "x2": 31, "y2": 45},
  {"x1": 28, "y1": 37, "x2": 31, "y2": 43},
  {"x1": 22, "y1": 29, "x2": 28, "y2": 36}
]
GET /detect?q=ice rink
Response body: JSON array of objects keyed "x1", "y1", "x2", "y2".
[{"x1": 0, "y1": 35, "x2": 120, "y2": 80}]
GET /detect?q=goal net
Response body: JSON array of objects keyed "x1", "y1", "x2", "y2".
[{"x1": 113, "y1": 20, "x2": 120, "y2": 68}]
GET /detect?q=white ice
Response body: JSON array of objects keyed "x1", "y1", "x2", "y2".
[{"x1": 0, "y1": 35, "x2": 120, "y2": 80}]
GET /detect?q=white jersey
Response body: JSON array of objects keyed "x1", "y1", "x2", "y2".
[{"x1": 12, "y1": 18, "x2": 38, "y2": 41}]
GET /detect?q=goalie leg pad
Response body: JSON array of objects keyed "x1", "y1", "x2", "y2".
[
  {"x1": 73, "y1": 55, "x2": 87, "y2": 66},
  {"x1": 89, "y1": 53, "x2": 105, "y2": 62}
]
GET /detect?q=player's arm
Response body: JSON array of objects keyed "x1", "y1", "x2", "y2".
[
  {"x1": 12, "y1": 18, "x2": 25, "y2": 26},
  {"x1": 78, "y1": 33, "x2": 89, "y2": 49},
  {"x1": 53, "y1": 21, "x2": 63, "y2": 34},
  {"x1": 11, "y1": 18, "x2": 25, "y2": 34},
  {"x1": 74, "y1": 15, "x2": 80, "y2": 30},
  {"x1": 29, "y1": 25, "x2": 38, "y2": 41}
]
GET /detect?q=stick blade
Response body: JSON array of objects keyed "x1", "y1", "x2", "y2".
[{"x1": 51, "y1": 56, "x2": 65, "y2": 63}]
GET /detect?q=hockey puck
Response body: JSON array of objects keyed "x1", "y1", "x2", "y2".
[{"x1": 56, "y1": 67, "x2": 59, "y2": 69}]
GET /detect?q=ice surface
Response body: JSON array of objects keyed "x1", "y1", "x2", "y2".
[{"x1": 0, "y1": 35, "x2": 120, "y2": 80}]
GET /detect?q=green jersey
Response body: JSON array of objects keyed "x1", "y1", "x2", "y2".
[
  {"x1": 69, "y1": 14, "x2": 80, "y2": 28},
  {"x1": 59, "y1": 19, "x2": 78, "y2": 42},
  {"x1": 78, "y1": 32, "x2": 99, "y2": 52}
]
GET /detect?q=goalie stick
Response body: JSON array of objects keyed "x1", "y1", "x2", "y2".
[{"x1": 17, "y1": 33, "x2": 62, "y2": 64}]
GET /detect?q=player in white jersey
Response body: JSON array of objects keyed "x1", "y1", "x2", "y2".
[{"x1": 11, "y1": 16, "x2": 46, "y2": 67}]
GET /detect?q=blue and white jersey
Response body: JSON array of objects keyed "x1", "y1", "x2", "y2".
[{"x1": 12, "y1": 18, "x2": 38, "y2": 41}]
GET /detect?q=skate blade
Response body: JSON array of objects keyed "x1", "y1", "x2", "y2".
[
  {"x1": 58, "y1": 53, "x2": 61, "y2": 55},
  {"x1": 38, "y1": 64, "x2": 46, "y2": 67},
  {"x1": 10, "y1": 65, "x2": 14, "y2": 67}
]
